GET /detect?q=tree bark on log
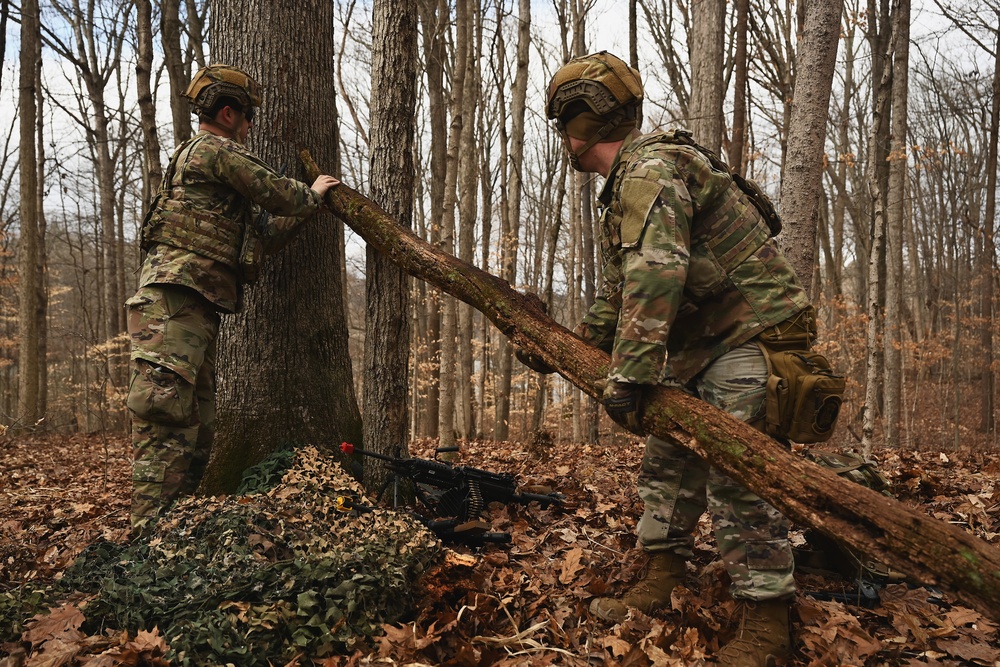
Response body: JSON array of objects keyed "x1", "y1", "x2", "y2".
[{"x1": 302, "y1": 152, "x2": 1000, "y2": 622}]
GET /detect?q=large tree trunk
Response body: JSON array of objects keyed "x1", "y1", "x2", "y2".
[
  {"x1": 300, "y1": 161, "x2": 1000, "y2": 622},
  {"x1": 16, "y1": 0, "x2": 41, "y2": 428},
  {"x1": 204, "y1": 0, "x2": 362, "y2": 493},
  {"x1": 778, "y1": 0, "x2": 844, "y2": 292},
  {"x1": 363, "y1": 0, "x2": 417, "y2": 488}
]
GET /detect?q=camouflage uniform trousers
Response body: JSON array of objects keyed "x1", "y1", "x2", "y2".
[
  {"x1": 125, "y1": 284, "x2": 219, "y2": 535},
  {"x1": 636, "y1": 340, "x2": 795, "y2": 601}
]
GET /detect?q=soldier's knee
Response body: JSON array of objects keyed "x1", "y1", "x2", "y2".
[{"x1": 127, "y1": 359, "x2": 196, "y2": 425}]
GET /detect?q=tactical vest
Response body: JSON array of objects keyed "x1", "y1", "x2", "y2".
[
  {"x1": 139, "y1": 134, "x2": 249, "y2": 270},
  {"x1": 598, "y1": 129, "x2": 778, "y2": 304}
]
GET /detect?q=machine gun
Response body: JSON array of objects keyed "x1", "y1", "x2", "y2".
[{"x1": 336, "y1": 442, "x2": 564, "y2": 546}]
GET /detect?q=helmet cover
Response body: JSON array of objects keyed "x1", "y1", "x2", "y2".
[{"x1": 184, "y1": 64, "x2": 263, "y2": 116}]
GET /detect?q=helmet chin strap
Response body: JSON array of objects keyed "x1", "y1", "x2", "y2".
[{"x1": 560, "y1": 115, "x2": 622, "y2": 172}]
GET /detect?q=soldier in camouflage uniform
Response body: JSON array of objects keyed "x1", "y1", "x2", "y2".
[
  {"x1": 535, "y1": 52, "x2": 814, "y2": 665},
  {"x1": 126, "y1": 65, "x2": 340, "y2": 537}
]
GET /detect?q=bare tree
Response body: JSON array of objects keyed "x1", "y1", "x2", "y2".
[
  {"x1": 134, "y1": 0, "x2": 163, "y2": 200},
  {"x1": 688, "y1": 0, "x2": 725, "y2": 150},
  {"x1": 162, "y1": 0, "x2": 191, "y2": 145},
  {"x1": 779, "y1": 0, "x2": 845, "y2": 292},
  {"x1": 729, "y1": 0, "x2": 750, "y2": 173},
  {"x1": 416, "y1": 0, "x2": 447, "y2": 439},
  {"x1": 43, "y1": 0, "x2": 132, "y2": 338},
  {"x1": 861, "y1": 0, "x2": 896, "y2": 457},
  {"x1": 494, "y1": 0, "x2": 531, "y2": 441},
  {"x1": 982, "y1": 15, "x2": 1000, "y2": 433},
  {"x1": 363, "y1": 0, "x2": 416, "y2": 486},
  {"x1": 437, "y1": 0, "x2": 471, "y2": 451},
  {"x1": 16, "y1": 0, "x2": 42, "y2": 427},
  {"x1": 456, "y1": 4, "x2": 482, "y2": 439},
  {"x1": 884, "y1": 0, "x2": 911, "y2": 446}
]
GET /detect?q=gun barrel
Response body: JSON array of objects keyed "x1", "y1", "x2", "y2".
[
  {"x1": 512, "y1": 491, "x2": 565, "y2": 507},
  {"x1": 340, "y1": 441, "x2": 397, "y2": 462}
]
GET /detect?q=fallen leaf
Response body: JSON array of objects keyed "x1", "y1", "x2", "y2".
[
  {"x1": 23, "y1": 605, "x2": 86, "y2": 646},
  {"x1": 558, "y1": 547, "x2": 584, "y2": 584}
]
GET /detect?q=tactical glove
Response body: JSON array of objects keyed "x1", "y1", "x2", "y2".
[
  {"x1": 603, "y1": 381, "x2": 645, "y2": 435},
  {"x1": 514, "y1": 345, "x2": 555, "y2": 375}
]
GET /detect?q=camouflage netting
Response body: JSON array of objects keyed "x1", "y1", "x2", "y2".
[{"x1": 49, "y1": 445, "x2": 442, "y2": 665}]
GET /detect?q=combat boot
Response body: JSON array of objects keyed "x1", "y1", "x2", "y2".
[
  {"x1": 589, "y1": 551, "x2": 686, "y2": 622},
  {"x1": 715, "y1": 598, "x2": 791, "y2": 666}
]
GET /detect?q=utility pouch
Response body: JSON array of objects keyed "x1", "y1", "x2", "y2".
[
  {"x1": 762, "y1": 348, "x2": 844, "y2": 443},
  {"x1": 757, "y1": 309, "x2": 843, "y2": 443},
  {"x1": 238, "y1": 216, "x2": 264, "y2": 284}
]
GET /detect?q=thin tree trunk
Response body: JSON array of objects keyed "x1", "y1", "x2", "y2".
[
  {"x1": 437, "y1": 0, "x2": 470, "y2": 451},
  {"x1": 979, "y1": 18, "x2": 999, "y2": 433},
  {"x1": 17, "y1": 0, "x2": 41, "y2": 427},
  {"x1": 135, "y1": 0, "x2": 163, "y2": 200},
  {"x1": 35, "y1": 50, "x2": 48, "y2": 419},
  {"x1": 730, "y1": 0, "x2": 749, "y2": 174},
  {"x1": 162, "y1": 0, "x2": 191, "y2": 145},
  {"x1": 779, "y1": 0, "x2": 844, "y2": 292},
  {"x1": 363, "y1": 0, "x2": 416, "y2": 490},
  {"x1": 456, "y1": 6, "x2": 482, "y2": 440},
  {"x1": 496, "y1": 0, "x2": 530, "y2": 441},
  {"x1": 300, "y1": 166, "x2": 1000, "y2": 622},
  {"x1": 861, "y1": 0, "x2": 895, "y2": 458},
  {"x1": 884, "y1": 0, "x2": 910, "y2": 447},
  {"x1": 418, "y1": 0, "x2": 447, "y2": 438},
  {"x1": 688, "y1": 0, "x2": 725, "y2": 151},
  {"x1": 628, "y1": 0, "x2": 638, "y2": 68}
]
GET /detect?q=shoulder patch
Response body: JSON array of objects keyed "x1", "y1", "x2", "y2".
[{"x1": 619, "y1": 175, "x2": 663, "y2": 248}]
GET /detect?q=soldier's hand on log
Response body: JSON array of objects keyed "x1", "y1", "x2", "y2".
[
  {"x1": 514, "y1": 345, "x2": 555, "y2": 375},
  {"x1": 311, "y1": 175, "x2": 340, "y2": 197},
  {"x1": 602, "y1": 381, "x2": 645, "y2": 435}
]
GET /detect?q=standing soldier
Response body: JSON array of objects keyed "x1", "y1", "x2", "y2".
[
  {"x1": 534, "y1": 51, "x2": 820, "y2": 665},
  {"x1": 125, "y1": 65, "x2": 339, "y2": 537}
]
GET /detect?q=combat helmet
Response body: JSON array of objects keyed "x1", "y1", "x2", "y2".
[
  {"x1": 184, "y1": 64, "x2": 262, "y2": 119},
  {"x1": 546, "y1": 51, "x2": 643, "y2": 169}
]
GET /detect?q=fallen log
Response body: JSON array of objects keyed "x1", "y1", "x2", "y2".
[{"x1": 303, "y1": 151, "x2": 1000, "y2": 621}]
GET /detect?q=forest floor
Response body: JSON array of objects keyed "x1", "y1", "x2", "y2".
[{"x1": 0, "y1": 430, "x2": 998, "y2": 666}]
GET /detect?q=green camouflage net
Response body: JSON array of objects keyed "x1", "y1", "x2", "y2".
[
  {"x1": 57, "y1": 445, "x2": 442, "y2": 665},
  {"x1": 0, "y1": 584, "x2": 55, "y2": 643}
]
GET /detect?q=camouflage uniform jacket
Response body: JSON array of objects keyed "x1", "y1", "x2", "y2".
[
  {"x1": 138, "y1": 130, "x2": 322, "y2": 313},
  {"x1": 577, "y1": 129, "x2": 810, "y2": 385}
]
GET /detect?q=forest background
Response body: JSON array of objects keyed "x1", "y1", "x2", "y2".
[{"x1": 1, "y1": 0, "x2": 999, "y2": 474}]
